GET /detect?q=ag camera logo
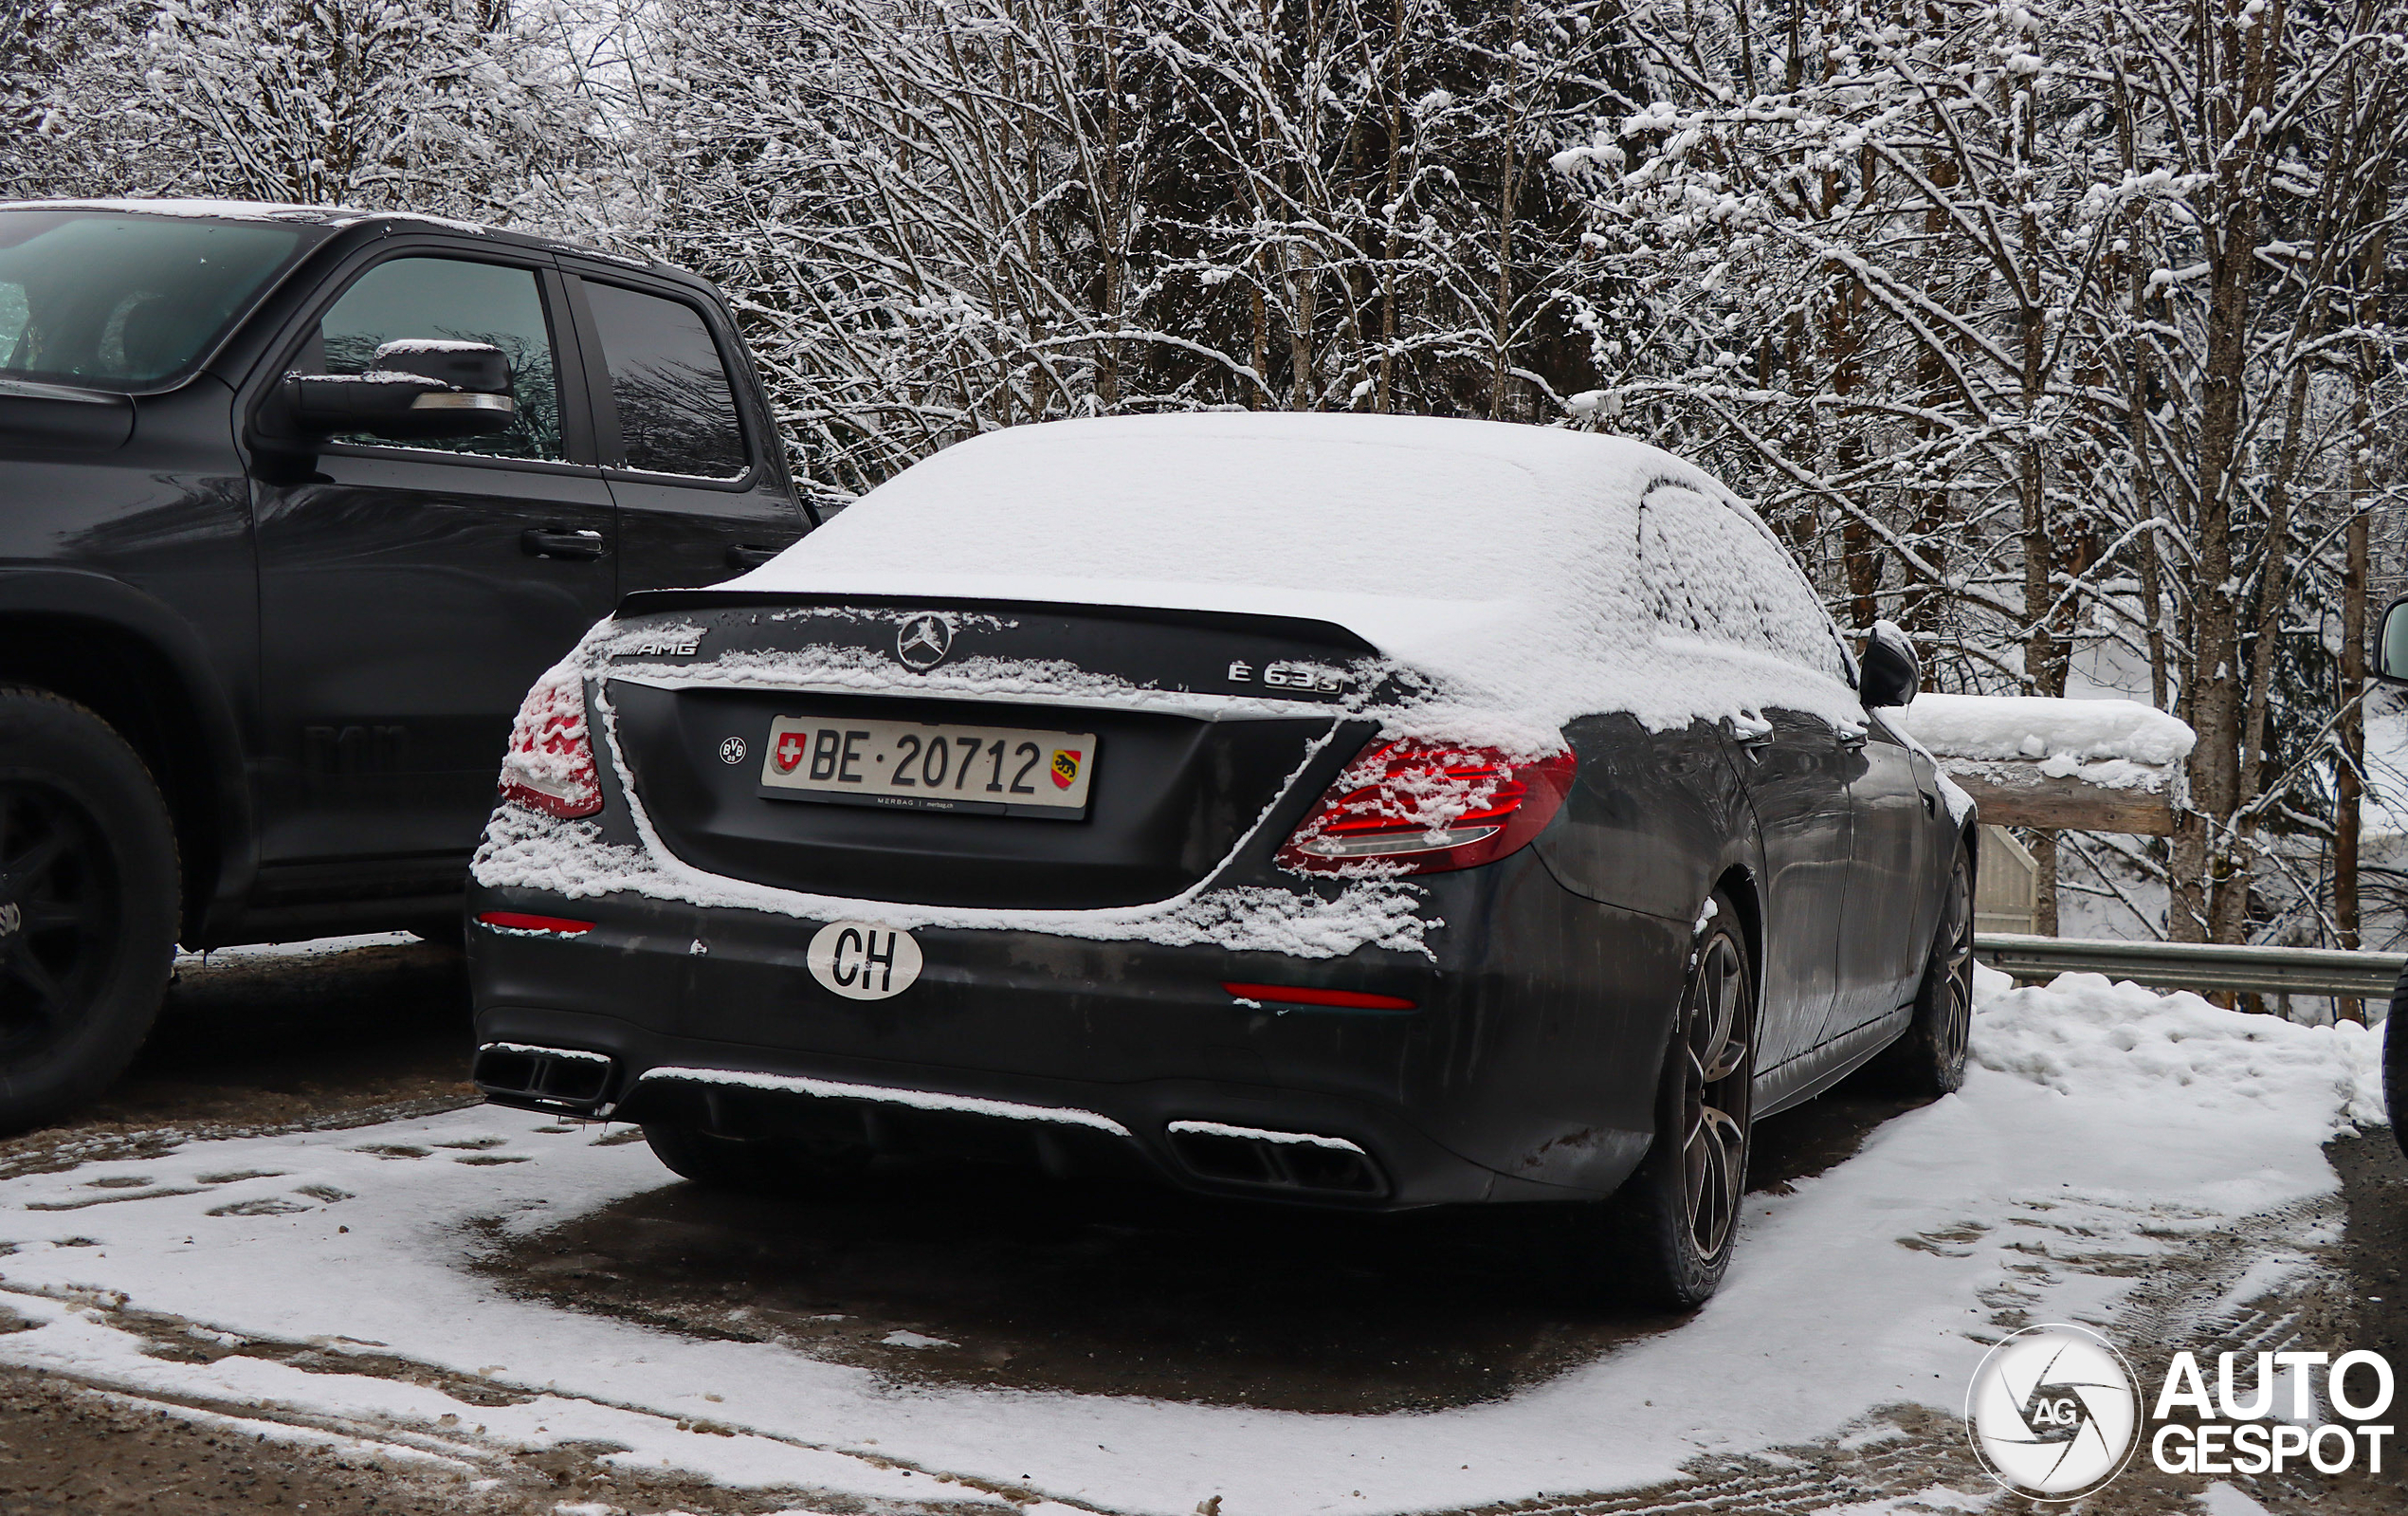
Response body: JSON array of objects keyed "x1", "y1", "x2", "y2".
[{"x1": 1965, "y1": 1324, "x2": 2142, "y2": 1500}]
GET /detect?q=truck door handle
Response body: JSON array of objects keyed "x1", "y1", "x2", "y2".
[
  {"x1": 521, "y1": 527, "x2": 607, "y2": 560},
  {"x1": 725, "y1": 543, "x2": 784, "y2": 570}
]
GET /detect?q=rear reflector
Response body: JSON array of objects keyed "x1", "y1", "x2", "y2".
[
  {"x1": 1222, "y1": 981, "x2": 1416, "y2": 1011},
  {"x1": 1276, "y1": 739, "x2": 1575, "y2": 876},
  {"x1": 477, "y1": 911, "x2": 594, "y2": 935}
]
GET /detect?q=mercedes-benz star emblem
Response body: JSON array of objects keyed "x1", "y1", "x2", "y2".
[{"x1": 895, "y1": 613, "x2": 954, "y2": 671}]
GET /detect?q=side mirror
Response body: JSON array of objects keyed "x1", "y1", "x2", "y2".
[
  {"x1": 2379, "y1": 598, "x2": 2408, "y2": 686},
  {"x1": 280, "y1": 338, "x2": 514, "y2": 442},
  {"x1": 1859, "y1": 619, "x2": 1921, "y2": 708}
]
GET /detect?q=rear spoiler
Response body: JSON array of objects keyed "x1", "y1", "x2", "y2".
[{"x1": 612, "y1": 588, "x2": 1381, "y2": 656}]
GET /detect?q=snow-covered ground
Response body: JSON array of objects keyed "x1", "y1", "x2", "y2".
[{"x1": 0, "y1": 969, "x2": 2382, "y2": 1515}]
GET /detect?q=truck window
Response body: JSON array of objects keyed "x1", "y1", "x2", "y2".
[
  {"x1": 582, "y1": 281, "x2": 747, "y2": 480},
  {"x1": 0, "y1": 210, "x2": 303, "y2": 389},
  {"x1": 312, "y1": 257, "x2": 563, "y2": 462}
]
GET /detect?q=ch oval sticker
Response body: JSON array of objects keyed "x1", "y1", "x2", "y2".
[{"x1": 806, "y1": 921, "x2": 923, "y2": 1000}]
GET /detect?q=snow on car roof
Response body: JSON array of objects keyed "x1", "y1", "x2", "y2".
[{"x1": 739, "y1": 412, "x2": 1864, "y2": 743}]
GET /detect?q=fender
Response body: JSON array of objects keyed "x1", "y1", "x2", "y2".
[{"x1": 0, "y1": 567, "x2": 257, "y2": 941}]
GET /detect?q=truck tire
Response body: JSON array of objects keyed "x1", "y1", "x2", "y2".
[{"x1": 0, "y1": 688, "x2": 179, "y2": 1134}]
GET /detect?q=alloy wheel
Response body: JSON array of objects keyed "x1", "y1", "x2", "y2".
[
  {"x1": 0, "y1": 781, "x2": 117, "y2": 1062},
  {"x1": 1933, "y1": 853, "x2": 1975, "y2": 1068},
  {"x1": 1680, "y1": 930, "x2": 1753, "y2": 1260}
]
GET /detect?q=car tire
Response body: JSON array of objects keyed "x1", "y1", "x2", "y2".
[
  {"x1": 1601, "y1": 890, "x2": 1756, "y2": 1310},
  {"x1": 643, "y1": 1120, "x2": 870, "y2": 1196},
  {"x1": 0, "y1": 688, "x2": 180, "y2": 1135},
  {"x1": 1870, "y1": 839, "x2": 1975, "y2": 1098},
  {"x1": 2385, "y1": 976, "x2": 2406, "y2": 1163}
]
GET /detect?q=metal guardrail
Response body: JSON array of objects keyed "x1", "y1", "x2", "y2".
[{"x1": 1975, "y1": 933, "x2": 2408, "y2": 1000}]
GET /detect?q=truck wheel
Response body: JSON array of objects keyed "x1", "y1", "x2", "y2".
[{"x1": 0, "y1": 689, "x2": 179, "y2": 1135}]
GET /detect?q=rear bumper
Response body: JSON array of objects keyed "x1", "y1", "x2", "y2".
[{"x1": 466, "y1": 854, "x2": 1687, "y2": 1210}]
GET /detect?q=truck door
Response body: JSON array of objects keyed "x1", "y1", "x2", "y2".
[
  {"x1": 563, "y1": 270, "x2": 806, "y2": 592},
  {"x1": 249, "y1": 249, "x2": 618, "y2": 889}
]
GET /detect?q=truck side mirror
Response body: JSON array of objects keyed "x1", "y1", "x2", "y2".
[
  {"x1": 1859, "y1": 619, "x2": 1921, "y2": 708},
  {"x1": 280, "y1": 338, "x2": 515, "y2": 442},
  {"x1": 2379, "y1": 598, "x2": 2408, "y2": 685}
]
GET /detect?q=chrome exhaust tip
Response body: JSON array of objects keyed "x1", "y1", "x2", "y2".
[
  {"x1": 1164, "y1": 1120, "x2": 1385, "y2": 1196},
  {"x1": 473, "y1": 1041, "x2": 616, "y2": 1111}
]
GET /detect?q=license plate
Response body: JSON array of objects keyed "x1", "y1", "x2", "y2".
[{"x1": 759, "y1": 715, "x2": 1097, "y2": 817}]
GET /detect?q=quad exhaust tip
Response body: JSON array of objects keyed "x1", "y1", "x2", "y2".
[
  {"x1": 1164, "y1": 1120, "x2": 1386, "y2": 1196},
  {"x1": 474, "y1": 1042, "x2": 615, "y2": 1110}
]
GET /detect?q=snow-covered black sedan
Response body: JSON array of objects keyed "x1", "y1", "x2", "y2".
[{"x1": 465, "y1": 414, "x2": 1974, "y2": 1306}]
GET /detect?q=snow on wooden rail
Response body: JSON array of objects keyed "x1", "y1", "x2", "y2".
[{"x1": 1896, "y1": 694, "x2": 2196, "y2": 836}]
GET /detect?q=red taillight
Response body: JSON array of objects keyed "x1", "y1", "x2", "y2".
[
  {"x1": 1276, "y1": 740, "x2": 1575, "y2": 876},
  {"x1": 498, "y1": 667, "x2": 602, "y2": 819},
  {"x1": 477, "y1": 911, "x2": 594, "y2": 936}
]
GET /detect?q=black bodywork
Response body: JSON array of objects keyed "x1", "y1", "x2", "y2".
[
  {"x1": 0, "y1": 204, "x2": 811, "y2": 947},
  {"x1": 468, "y1": 592, "x2": 1966, "y2": 1211}
]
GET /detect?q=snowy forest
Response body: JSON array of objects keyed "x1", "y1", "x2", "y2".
[{"x1": 5, "y1": 0, "x2": 2406, "y2": 957}]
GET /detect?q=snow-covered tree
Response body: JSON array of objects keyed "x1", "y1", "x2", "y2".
[
  {"x1": 1550, "y1": 0, "x2": 2408, "y2": 947},
  {"x1": 0, "y1": 0, "x2": 597, "y2": 224},
  {"x1": 618, "y1": 0, "x2": 1621, "y2": 494}
]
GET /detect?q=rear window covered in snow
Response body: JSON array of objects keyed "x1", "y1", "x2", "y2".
[
  {"x1": 741, "y1": 413, "x2": 1864, "y2": 739},
  {"x1": 1636, "y1": 476, "x2": 1851, "y2": 683}
]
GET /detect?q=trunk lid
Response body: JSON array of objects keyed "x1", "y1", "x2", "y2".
[{"x1": 598, "y1": 594, "x2": 1382, "y2": 909}]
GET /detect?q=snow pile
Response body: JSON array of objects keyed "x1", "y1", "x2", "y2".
[
  {"x1": 735, "y1": 413, "x2": 1868, "y2": 746},
  {"x1": 1899, "y1": 693, "x2": 2193, "y2": 764},
  {"x1": 1970, "y1": 964, "x2": 2383, "y2": 1124},
  {"x1": 1896, "y1": 692, "x2": 2193, "y2": 793}
]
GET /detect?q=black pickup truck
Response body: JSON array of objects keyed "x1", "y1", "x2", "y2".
[{"x1": 0, "y1": 200, "x2": 815, "y2": 1131}]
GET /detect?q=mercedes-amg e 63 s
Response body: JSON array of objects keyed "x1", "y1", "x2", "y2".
[{"x1": 465, "y1": 413, "x2": 1973, "y2": 1306}]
